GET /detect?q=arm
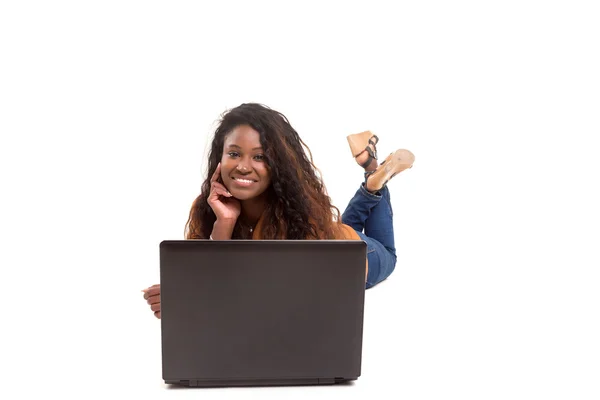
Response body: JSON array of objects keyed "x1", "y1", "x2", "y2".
[{"x1": 210, "y1": 219, "x2": 237, "y2": 240}]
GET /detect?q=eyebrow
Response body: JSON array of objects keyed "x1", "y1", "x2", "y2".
[{"x1": 227, "y1": 144, "x2": 263, "y2": 150}]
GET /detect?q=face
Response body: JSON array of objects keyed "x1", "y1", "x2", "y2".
[{"x1": 220, "y1": 125, "x2": 272, "y2": 201}]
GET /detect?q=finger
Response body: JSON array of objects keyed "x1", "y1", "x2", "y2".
[
  {"x1": 151, "y1": 303, "x2": 161, "y2": 312},
  {"x1": 212, "y1": 181, "x2": 231, "y2": 193},
  {"x1": 208, "y1": 186, "x2": 223, "y2": 203},
  {"x1": 142, "y1": 283, "x2": 159, "y2": 294},
  {"x1": 212, "y1": 187, "x2": 232, "y2": 198},
  {"x1": 154, "y1": 311, "x2": 161, "y2": 319},
  {"x1": 210, "y1": 163, "x2": 221, "y2": 183},
  {"x1": 212, "y1": 182, "x2": 231, "y2": 195},
  {"x1": 146, "y1": 294, "x2": 160, "y2": 305},
  {"x1": 209, "y1": 188, "x2": 231, "y2": 201},
  {"x1": 143, "y1": 286, "x2": 160, "y2": 299}
]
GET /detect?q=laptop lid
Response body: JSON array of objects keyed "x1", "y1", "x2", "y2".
[{"x1": 159, "y1": 240, "x2": 366, "y2": 386}]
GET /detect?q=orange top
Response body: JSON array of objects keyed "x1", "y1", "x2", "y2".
[{"x1": 251, "y1": 215, "x2": 368, "y2": 280}]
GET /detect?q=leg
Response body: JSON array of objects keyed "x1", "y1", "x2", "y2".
[
  {"x1": 341, "y1": 180, "x2": 380, "y2": 233},
  {"x1": 357, "y1": 233, "x2": 397, "y2": 289},
  {"x1": 344, "y1": 132, "x2": 415, "y2": 288},
  {"x1": 342, "y1": 184, "x2": 397, "y2": 288}
]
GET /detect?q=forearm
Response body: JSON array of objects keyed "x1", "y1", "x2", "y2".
[{"x1": 210, "y1": 219, "x2": 236, "y2": 240}]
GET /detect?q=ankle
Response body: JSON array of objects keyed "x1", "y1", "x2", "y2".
[
  {"x1": 362, "y1": 181, "x2": 381, "y2": 195},
  {"x1": 365, "y1": 180, "x2": 381, "y2": 193},
  {"x1": 356, "y1": 150, "x2": 378, "y2": 172}
]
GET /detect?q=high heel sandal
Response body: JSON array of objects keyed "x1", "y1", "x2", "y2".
[
  {"x1": 347, "y1": 130, "x2": 379, "y2": 169},
  {"x1": 365, "y1": 149, "x2": 415, "y2": 192}
]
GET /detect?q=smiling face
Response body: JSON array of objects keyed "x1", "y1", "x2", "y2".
[{"x1": 220, "y1": 125, "x2": 272, "y2": 201}]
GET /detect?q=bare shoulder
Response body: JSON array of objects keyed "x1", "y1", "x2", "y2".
[{"x1": 337, "y1": 224, "x2": 361, "y2": 241}]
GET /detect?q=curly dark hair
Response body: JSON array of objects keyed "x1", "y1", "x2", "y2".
[{"x1": 184, "y1": 103, "x2": 344, "y2": 240}]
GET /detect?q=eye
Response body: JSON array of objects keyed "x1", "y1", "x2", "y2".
[
  {"x1": 253, "y1": 154, "x2": 265, "y2": 161},
  {"x1": 227, "y1": 151, "x2": 240, "y2": 158}
]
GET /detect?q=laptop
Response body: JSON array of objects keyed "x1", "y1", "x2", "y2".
[{"x1": 159, "y1": 239, "x2": 367, "y2": 387}]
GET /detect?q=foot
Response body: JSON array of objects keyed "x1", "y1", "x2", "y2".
[
  {"x1": 355, "y1": 146, "x2": 378, "y2": 172},
  {"x1": 366, "y1": 149, "x2": 415, "y2": 192},
  {"x1": 347, "y1": 131, "x2": 379, "y2": 172}
]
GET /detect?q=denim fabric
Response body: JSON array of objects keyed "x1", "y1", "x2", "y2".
[{"x1": 342, "y1": 184, "x2": 397, "y2": 289}]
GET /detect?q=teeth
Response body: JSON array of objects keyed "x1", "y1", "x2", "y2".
[{"x1": 235, "y1": 178, "x2": 254, "y2": 183}]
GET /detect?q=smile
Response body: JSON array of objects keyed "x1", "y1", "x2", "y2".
[{"x1": 232, "y1": 177, "x2": 257, "y2": 187}]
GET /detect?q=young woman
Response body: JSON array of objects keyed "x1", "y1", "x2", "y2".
[{"x1": 143, "y1": 103, "x2": 415, "y2": 318}]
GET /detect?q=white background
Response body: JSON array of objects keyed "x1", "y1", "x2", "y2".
[{"x1": 1, "y1": 1, "x2": 599, "y2": 398}]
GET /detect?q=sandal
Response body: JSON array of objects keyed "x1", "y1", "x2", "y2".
[
  {"x1": 347, "y1": 131, "x2": 379, "y2": 169},
  {"x1": 365, "y1": 149, "x2": 415, "y2": 192}
]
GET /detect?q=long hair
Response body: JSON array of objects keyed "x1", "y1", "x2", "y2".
[{"x1": 184, "y1": 103, "x2": 344, "y2": 240}]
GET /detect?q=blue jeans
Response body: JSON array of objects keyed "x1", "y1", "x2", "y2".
[{"x1": 342, "y1": 184, "x2": 397, "y2": 289}]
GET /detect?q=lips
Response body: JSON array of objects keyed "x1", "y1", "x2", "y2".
[{"x1": 231, "y1": 176, "x2": 257, "y2": 187}]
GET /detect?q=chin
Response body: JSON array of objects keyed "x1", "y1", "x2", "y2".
[
  {"x1": 229, "y1": 190, "x2": 255, "y2": 201},
  {"x1": 232, "y1": 188, "x2": 268, "y2": 201}
]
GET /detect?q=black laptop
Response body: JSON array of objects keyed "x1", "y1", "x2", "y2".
[{"x1": 159, "y1": 240, "x2": 367, "y2": 387}]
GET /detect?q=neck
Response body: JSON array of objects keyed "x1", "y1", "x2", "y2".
[{"x1": 240, "y1": 194, "x2": 267, "y2": 226}]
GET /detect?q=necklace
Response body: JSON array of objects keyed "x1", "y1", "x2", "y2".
[{"x1": 240, "y1": 219, "x2": 255, "y2": 235}]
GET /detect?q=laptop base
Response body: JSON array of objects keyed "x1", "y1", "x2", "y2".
[{"x1": 166, "y1": 377, "x2": 356, "y2": 387}]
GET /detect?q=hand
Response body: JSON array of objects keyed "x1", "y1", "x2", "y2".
[
  {"x1": 142, "y1": 284, "x2": 161, "y2": 319},
  {"x1": 208, "y1": 163, "x2": 241, "y2": 222}
]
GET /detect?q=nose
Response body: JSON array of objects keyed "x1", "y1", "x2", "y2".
[{"x1": 236, "y1": 159, "x2": 251, "y2": 173}]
